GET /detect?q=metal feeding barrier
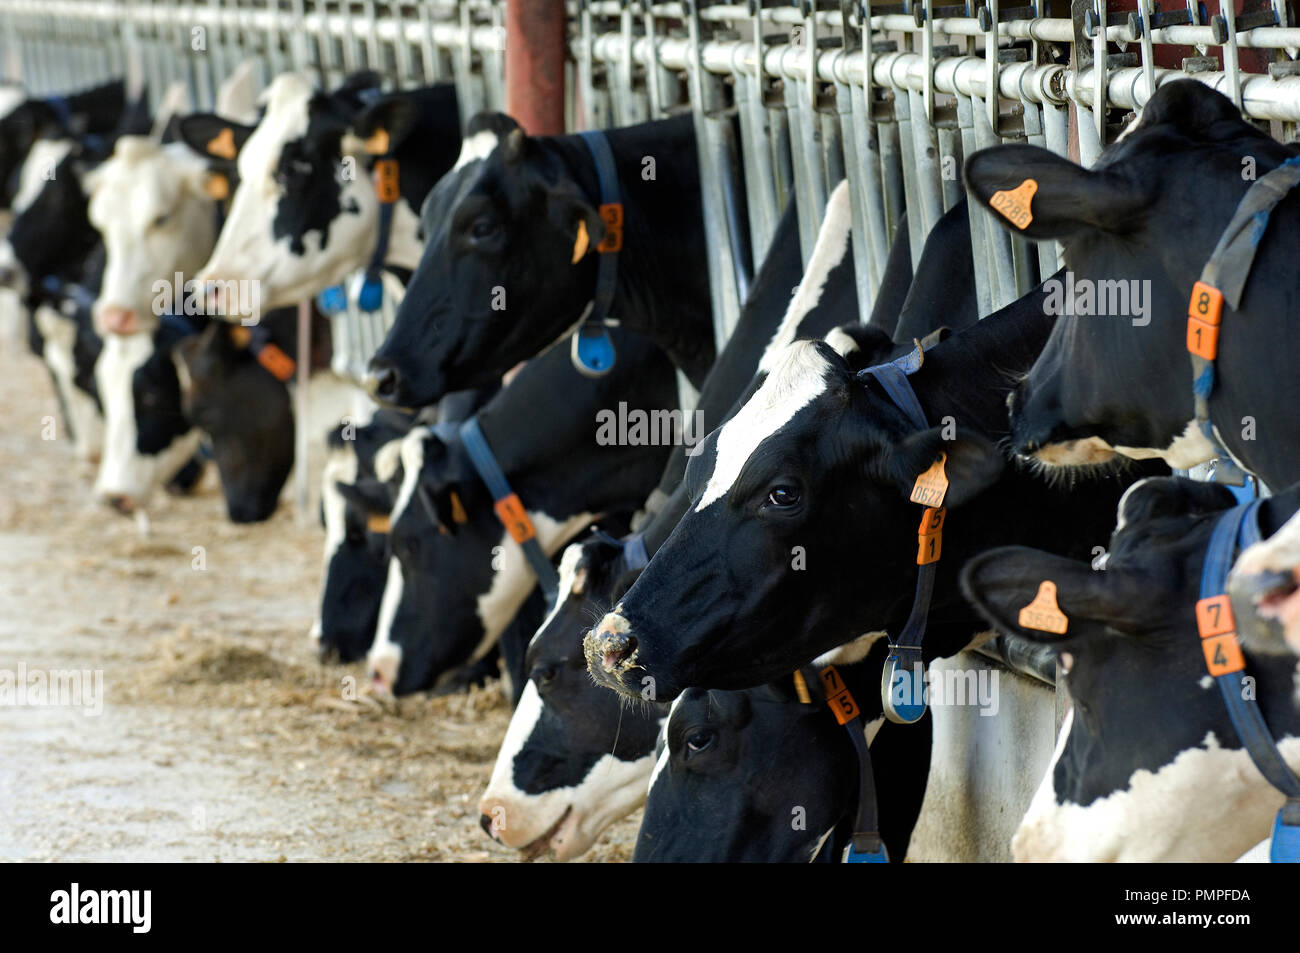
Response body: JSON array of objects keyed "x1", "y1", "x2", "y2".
[
  {"x1": 0, "y1": 1, "x2": 1293, "y2": 634},
  {"x1": 3, "y1": 0, "x2": 1299, "y2": 348}
]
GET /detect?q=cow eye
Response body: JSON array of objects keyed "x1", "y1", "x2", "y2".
[
  {"x1": 685, "y1": 729, "x2": 714, "y2": 754},
  {"x1": 468, "y1": 218, "x2": 500, "y2": 243},
  {"x1": 767, "y1": 485, "x2": 800, "y2": 507}
]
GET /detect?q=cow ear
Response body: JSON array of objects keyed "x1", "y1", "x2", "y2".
[
  {"x1": 824, "y1": 325, "x2": 895, "y2": 372},
  {"x1": 352, "y1": 97, "x2": 417, "y2": 155},
  {"x1": 961, "y1": 546, "x2": 1160, "y2": 646},
  {"x1": 547, "y1": 181, "x2": 605, "y2": 264},
  {"x1": 176, "y1": 113, "x2": 254, "y2": 163},
  {"x1": 889, "y1": 426, "x2": 1004, "y2": 510},
  {"x1": 335, "y1": 478, "x2": 391, "y2": 517},
  {"x1": 964, "y1": 145, "x2": 1151, "y2": 240}
]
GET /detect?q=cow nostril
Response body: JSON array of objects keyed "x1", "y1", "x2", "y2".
[
  {"x1": 316, "y1": 641, "x2": 340, "y2": 664},
  {"x1": 105, "y1": 494, "x2": 135, "y2": 515},
  {"x1": 600, "y1": 635, "x2": 637, "y2": 673},
  {"x1": 366, "y1": 363, "x2": 399, "y2": 402},
  {"x1": 480, "y1": 814, "x2": 497, "y2": 839}
]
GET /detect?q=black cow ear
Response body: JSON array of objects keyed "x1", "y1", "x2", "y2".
[
  {"x1": 177, "y1": 113, "x2": 255, "y2": 163},
  {"x1": 889, "y1": 426, "x2": 1004, "y2": 510},
  {"x1": 961, "y1": 546, "x2": 1159, "y2": 645},
  {"x1": 336, "y1": 478, "x2": 392, "y2": 517},
  {"x1": 965, "y1": 144, "x2": 1151, "y2": 241},
  {"x1": 352, "y1": 97, "x2": 417, "y2": 155},
  {"x1": 825, "y1": 325, "x2": 895, "y2": 372}
]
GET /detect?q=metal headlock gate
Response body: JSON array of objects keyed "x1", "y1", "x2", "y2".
[{"x1": 1, "y1": 0, "x2": 1297, "y2": 854}]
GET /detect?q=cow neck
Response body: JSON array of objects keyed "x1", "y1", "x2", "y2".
[
  {"x1": 1197, "y1": 500, "x2": 1300, "y2": 862},
  {"x1": 1185, "y1": 155, "x2": 1300, "y2": 487},
  {"x1": 546, "y1": 121, "x2": 715, "y2": 388},
  {"x1": 794, "y1": 662, "x2": 889, "y2": 863},
  {"x1": 908, "y1": 282, "x2": 1058, "y2": 438}
]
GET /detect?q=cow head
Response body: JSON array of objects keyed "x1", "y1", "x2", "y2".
[
  {"x1": 173, "y1": 323, "x2": 295, "y2": 522},
  {"x1": 4, "y1": 140, "x2": 103, "y2": 295},
  {"x1": 88, "y1": 138, "x2": 218, "y2": 335},
  {"x1": 364, "y1": 426, "x2": 591, "y2": 695},
  {"x1": 966, "y1": 80, "x2": 1293, "y2": 475},
  {"x1": 366, "y1": 113, "x2": 611, "y2": 408},
  {"x1": 583, "y1": 333, "x2": 996, "y2": 702},
  {"x1": 193, "y1": 71, "x2": 404, "y2": 312},
  {"x1": 0, "y1": 98, "x2": 65, "y2": 209},
  {"x1": 94, "y1": 319, "x2": 204, "y2": 513},
  {"x1": 1230, "y1": 510, "x2": 1300, "y2": 659},
  {"x1": 314, "y1": 416, "x2": 409, "y2": 663},
  {"x1": 478, "y1": 548, "x2": 665, "y2": 861},
  {"x1": 960, "y1": 476, "x2": 1300, "y2": 861}
]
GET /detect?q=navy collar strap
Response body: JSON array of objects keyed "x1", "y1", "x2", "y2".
[
  {"x1": 591, "y1": 527, "x2": 649, "y2": 575},
  {"x1": 457, "y1": 418, "x2": 560, "y2": 602},
  {"x1": 859, "y1": 345, "x2": 941, "y2": 725},
  {"x1": 571, "y1": 130, "x2": 621, "y2": 377},
  {"x1": 1186, "y1": 156, "x2": 1300, "y2": 487},
  {"x1": 1199, "y1": 501, "x2": 1300, "y2": 862}
]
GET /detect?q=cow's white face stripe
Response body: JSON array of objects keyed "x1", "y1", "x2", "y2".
[
  {"x1": 320, "y1": 445, "x2": 359, "y2": 576},
  {"x1": 697, "y1": 341, "x2": 830, "y2": 511},
  {"x1": 648, "y1": 694, "x2": 685, "y2": 796},
  {"x1": 453, "y1": 130, "x2": 500, "y2": 171},
  {"x1": 758, "y1": 179, "x2": 853, "y2": 375},
  {"x1": 0, "y1": 87, "x2": 24, "y2": 122},
  {"x1": 533, "y1": 542, "x2": 586, "y2": 650},
  {"x1": 369, "y1": 556, "x2": 405, "y2": 682},
  {"x1": 390, "y1": 428, "x2": 428, "y2": 528},
  {"x1": 13, "y1": 139, "x2": 73, "y2": 214},
  {"x1": 1013, "y1": 722, "x2": 1300, "y2": 861},
  {"x1": 474, "y1": 512, "x2": 596, "y2": 662}
]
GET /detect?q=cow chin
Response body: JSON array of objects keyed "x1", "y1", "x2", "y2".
[{"x1": 1028, "y1": 436, "x2": 1120, "y2": 469}]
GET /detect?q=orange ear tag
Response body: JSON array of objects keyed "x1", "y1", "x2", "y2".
[
  {"x1": 448, "y1": 490, "x2": 469, "y2": 525},
  {"x1": 1186, "y1": 281, "x2": 1224, "y2": 360},
  {"x1": 228, "y1": 325, "x2": 252, "y2": 348},
  {"x1": 571, "y1": 219, "x2": 590, "y2": 264},
  {"x1": 367, "y1": 513, "x2": 390, "y2": 534},
  {"x1": 597, "y1": 203, "x2": 624, "y2": 253},
  {"x1": 1018, "y1": 580, "x2": 1069, "y2": 634},
  {"x1": 203, "y1": 172, "x2": 230, "y2": 201},
  {"x1": 363, "y1": 127, "x2": 390, "y2": 156},
  {"x1": 207, "y1": 127, "x2": 237, "y2": 160},
  {"x1": 374, "y1": 159, "x2": 400, "y2": 203},
  {"x1": 494, "y1": 493, "x2": 536, "y2": 544},
  {"x1": 910, "y1": 453, "x2": 949, "y2": 508},
  {"x1": 257, "y1": 343, "x2": 296, "y2": 382},
  {"x1": 989, "y1": 178, "x2": 1038, "y2": 230}
]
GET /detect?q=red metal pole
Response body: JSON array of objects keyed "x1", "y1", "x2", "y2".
[{"x1": 505, "y1": 0, "x2": 567, "y2": 135}]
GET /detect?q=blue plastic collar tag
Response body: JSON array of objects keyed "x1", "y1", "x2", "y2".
[
  {"x1": 357, "y1": 275, "x2": 384, "y2": 313},
  {"x1": 882, "y1": 652, "x2": 927, "y2": 724},
  {"x1": 317, "y1": 285, "x2": 348, "y2": 315},
  {"x1": 844, "y1": 844, "x2": 890, "y2": 863},
  {"x1": 571, "y1": 324, "x2": 616, "y2": 377},
  {"x1": 1272, "y1": 810, "x2": 1300, "y2": 863}
]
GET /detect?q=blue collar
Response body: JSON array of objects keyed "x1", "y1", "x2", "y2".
[
  {"x1": 570, "y1": 130, "x2": 621, "y2": 377},
  {"x1": 1199, "y1": 501, "x2": 1300, "y2": 862},
  {"x1": 457, "y1": 418, "x2": 560, "y2": 604},
  {"x1": 857, "y1": 342, "x2": 939, "y2": 725}
]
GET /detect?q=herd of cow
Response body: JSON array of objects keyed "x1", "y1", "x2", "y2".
[{"x1": 3, "y1": 64, "x2": 1300, "y2": 862}]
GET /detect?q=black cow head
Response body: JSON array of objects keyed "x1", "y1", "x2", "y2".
[
  {"x1": 960, "y1": 476, "x2": 1300, "y2": 861},
  {"x1": 174, "y1": 323, "x2": 295, "y2": 522},
  {"x1": 966, "y1": 80, "x2": 1298, "y2": 485},
  {"x1": 367, "y1": 112, "x2": 620, "y2": 408}
]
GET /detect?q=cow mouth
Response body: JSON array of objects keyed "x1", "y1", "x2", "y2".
[{"x1": 517, "y1": 806, "x2": 572, "y2": 863}]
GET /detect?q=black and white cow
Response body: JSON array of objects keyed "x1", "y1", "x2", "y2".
[
  {"x1": 960, "y1": 476, "x2": 1300, "y2": 861},
  {"x1": 360, "y1": 326, "x2": 678, "y2": 697},
  {"x1": 1231, "y1": 511, "x2": 1300, "y2": 659},
  {"x1": 965, "y1": 80, "x2": 1300, "y2": 489},
  {"x1": 366, "y1": 111, "x2": 714, "y2": 408},
  {"x1": 584, "y1": 282, "x2": 1161, "y2": 702},
  {"x1": 313, "y1": 408, "x2": 416, "y2": 663},
  {"x1": 636, "y1": 658, "x2": 931, "y2": 862},
  {"x1": 191, "y1": 72, "x2": 460, "y2": 312},
  {"x1": 0, "y1": 79, "x2": 126, "y2": 210}
]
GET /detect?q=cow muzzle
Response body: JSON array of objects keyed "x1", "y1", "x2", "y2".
[
  {"x1": 96, "y1": 305, "x2": 141, "y2": 336},
  {"x1": 583, "y1": 612, "x2": 641, "y2": 692}
]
